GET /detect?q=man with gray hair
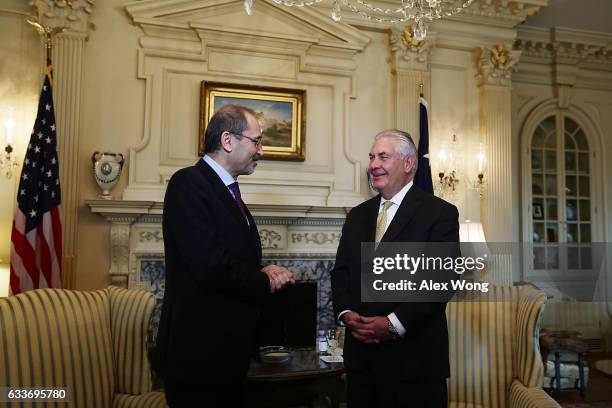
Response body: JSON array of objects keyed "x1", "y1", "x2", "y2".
[{"x1": 331, "y1": 129, "x2": 459, "y2": 407}]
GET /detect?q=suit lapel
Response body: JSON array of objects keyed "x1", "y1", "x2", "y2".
[
  {"x1": 196, "y1": 160, "x2": 250, "y2": 234},
  {"x1": 380, "y1": 185, "x2": 423, "y2": 244},
  {"x1": 364, "y1": 196, "x2": 381, "y2": 244}
]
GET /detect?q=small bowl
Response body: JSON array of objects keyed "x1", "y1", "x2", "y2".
[{"x1": 260, "y1": 346, "x2": 292, "y2": 364}]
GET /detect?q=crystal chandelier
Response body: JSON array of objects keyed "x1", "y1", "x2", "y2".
[{"x1": 244, "y1": 0, "x2": 474, "y2": 40}]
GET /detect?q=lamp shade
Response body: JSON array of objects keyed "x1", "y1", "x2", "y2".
[{"x1": 459, "y1": 221, "x2": 491, "y2": 261}]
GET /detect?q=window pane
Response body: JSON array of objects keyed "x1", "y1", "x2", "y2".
[
  {"x1": 566, "y1": 200, "x2": 577, "y2": 221},
  {"x1": 580, "y1": 224, "x2": 591, "y2": 243},
  {"x1": 581, "y1": 245, "x2": 593, "y2": 269},
  {"x1": 575, "y1": 130, "x2": 588, "y2": 150},
  {"x1": 565, "y1": 152, "x2": 576, "y2": 172},
  {"x1": 566, "y1": 223, "x2": 578, "y2": 243},
  {"x1": 533, "y1": 198, "x2": 544, "y2": 220},
  {"x1": 531, "y1": 149, "x2": 543, "y2": 170},
  {"x1": 532, "y1": 175, "x2": 544, "y2": 195},
  {"x1": 546, "y1": 223, "x2": 558, "y2": 243},
  {"x1": 545, "y1": 134, "x2": 556, "y2": 148},
  {"x1": 545, "y1": 150, "x2": 556, "y2": 171},
  {"x1": 579, "y1": 200, "x2": 591, "y2": 221},
  {"x1": 545, "y1": 175, "x2": 557, "y2": 195},
  {"x1": 540, "y1": 116, "x2": 556, "y2": 135},
  {"x1": 533, "y1": 223, "x2": 544, "y2": 242},
  {"x1": 565, "y1": 117, "x2": 578, "y2": 135},
  {"x1": 547, "y1": 247, "x2": 559, "y2": 269},
  {"x1": 564, "y1": 133, "x2": 576, "y2": 150},
  {"x1": 534, "y1": 247, "x2": 545, "y2": 269},
  {"x1": 579, "y1": 176, "x2": 590, "y2": 197},
  {"x1": 578, "y1": 152, "x2": 589, "y2": 173},
  {"x1": 565, "y1": 175, "x2": 576, "y2": 197},
  {"x1": 533, "y1": 127, "x2": 545, "y2": 147},
  {"x1": 567, "y1": 246, "x2": 579, "y2": 269},
  {"x1": 545, "y1": 199, "x2": 557, "y2": 219}
]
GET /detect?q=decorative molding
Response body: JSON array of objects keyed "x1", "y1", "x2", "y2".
[
  {"x1": 462, "y1": 0, "x2": 545, "y2": 24},
  {"x1": 139, "y1": 230, "x2": 163, "y2": 243},
  {"x1": 514, "y1": 27, "x2": 612, "y2": 89},
  {"x1": 33, "y1": 0, "x2": 95, "y2": 34},
  {"x1": 291, "y1": 232, "x2": 341, "y2": 245},
  {"x1": 109, "y1": 222, "x2": 131, "y2": 285},
  {"x1": 390, "y1": 25, "x2": 435, "y2": 69},
  {"x1": 259, "y1": 229, "x2": 282, "y2": 249},
  {"x1": 476, "y1": 43, "x2": 520, "y2": 87}
]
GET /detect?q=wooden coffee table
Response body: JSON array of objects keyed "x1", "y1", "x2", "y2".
[{"x1": 247, "y1": 348, "x2": 345, "y2": 408}]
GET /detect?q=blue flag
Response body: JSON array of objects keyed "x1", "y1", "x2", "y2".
[{"x1": 414, "y1": 97, "x2": 433, "y2": 193}]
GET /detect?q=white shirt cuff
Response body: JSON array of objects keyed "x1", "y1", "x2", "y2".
[
  {"x1": 387, "y1": 312, "x2": 406, "y2": 337},
  {"x1": 337, "y1": 310, "x2": 352, "y2": 326}
]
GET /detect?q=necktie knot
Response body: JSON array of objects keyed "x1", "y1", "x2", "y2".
[{"x1": 229, "y1": 182, "x2": 242, "y2": 201}]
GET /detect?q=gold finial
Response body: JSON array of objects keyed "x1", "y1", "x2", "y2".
[{"x1": 26, "y1": 16, "x2": 67, "y2": 63}]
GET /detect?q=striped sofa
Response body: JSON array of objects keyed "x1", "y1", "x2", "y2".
[
  {"x1": 447, "y1": 285, "x2": 560, "y2": 408},
  {"x1": 0, "y1": 286, "x2": 167, "y2": 407}
]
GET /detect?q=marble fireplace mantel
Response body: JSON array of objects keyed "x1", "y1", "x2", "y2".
[
  {"x1": 88, "y1": 199, "x2": 350, "y2": 334},
  {"x1": 87, "y1": 199, "x2": 349, "y2": 287}
]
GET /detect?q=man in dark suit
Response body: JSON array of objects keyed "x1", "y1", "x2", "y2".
[
  {"x1": 331, "y1": 129, "x2": 459, "y2": 408},
  {"x1": 154, "y1": 104, "x2": 295, "y2": 407}
]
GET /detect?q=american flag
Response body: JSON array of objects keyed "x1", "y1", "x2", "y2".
[{"x1": 9, "y1": 66, "x2": 62, "y2": 295}]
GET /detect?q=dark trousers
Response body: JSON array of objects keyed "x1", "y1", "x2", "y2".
[
  {"x1": 347, "y1": 368, "x2": 448, "y2": 408},
  {"x1": 164, "y1": 380, "x2": 246, "y2": 408}
]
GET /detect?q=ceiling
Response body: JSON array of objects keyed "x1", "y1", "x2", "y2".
[{"x1": 522, "y1": 0, "x2": 612, "y2": 34}]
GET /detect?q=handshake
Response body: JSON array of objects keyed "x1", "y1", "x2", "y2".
[{"x1": 261, "y1": 265, "x2": 295, "y2": 293}]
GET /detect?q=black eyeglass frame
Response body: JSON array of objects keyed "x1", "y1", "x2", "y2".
[{"x1": 230, "y1": 132, "x2": 263, "y2": 147}]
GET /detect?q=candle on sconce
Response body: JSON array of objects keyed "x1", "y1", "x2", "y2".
[
  {"x1": 5, "y1": 117, "x2": 16, "y2": 146},
  {"x1": 477, "y1": 144, "x2": 485, "y2": 174}
]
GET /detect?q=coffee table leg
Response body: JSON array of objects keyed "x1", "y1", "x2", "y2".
[
  {"x1": 578, "y1": 352, "x2": 586, "y2": 398},
  {"x1": 555, "y1": 352, "x2": 561, "y2": 394}
]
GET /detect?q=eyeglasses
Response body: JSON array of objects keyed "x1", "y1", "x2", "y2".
[{"x1": 230, "y1": 132, "x2": 263, "y2": 147}]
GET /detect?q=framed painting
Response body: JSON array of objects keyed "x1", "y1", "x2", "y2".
[{"x1": 199, "y1": 82, "x2": 305, "y2": 161}]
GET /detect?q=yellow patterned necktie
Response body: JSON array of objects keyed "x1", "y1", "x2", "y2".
[{"x1": 375, "y1": 201, "x2": 393, "y2": 247}]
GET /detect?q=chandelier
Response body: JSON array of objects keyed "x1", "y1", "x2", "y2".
[{"x1": 243, "y1": 0, "x2": 474, "y2": 40}]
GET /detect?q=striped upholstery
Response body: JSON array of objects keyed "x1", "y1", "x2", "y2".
[
  {"x1": 0, "y1": 287, "x2": 167, "y2": 408},
  {"x1": 447, "y1": 285, "x2": 559, "y2": 408}
]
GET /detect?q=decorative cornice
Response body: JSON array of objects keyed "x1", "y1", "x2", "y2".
[
  {"x1": 89, "y1": 200, "x2": 349, "y2": 225},
  {"x1": 515, "y1": 27, "x2": 612, "y2": 71},
  {"x1": 32, "y1": 0, "x2": 95, "y2": 35},
  {"x1": 476, "y1": 43, "x2": 520, "y2": 87},
  {"x1": 461, "y1": 0, "x2": 546, "y2": 25}
]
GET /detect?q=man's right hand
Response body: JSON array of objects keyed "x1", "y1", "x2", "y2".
[
  {"x1": 343, "y1": 311, "x2": 380, "y2": 344},
  {"x1": 262, "y1": 265, "x2": 295, "y2": 293}
]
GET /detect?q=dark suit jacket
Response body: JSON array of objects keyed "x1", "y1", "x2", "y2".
[
  {"x1": 331, "y1": 185, "x2": 459, "y2": 380},
  {"x1": 153, "y1": 160, "x2": 270, "y2": 384}
]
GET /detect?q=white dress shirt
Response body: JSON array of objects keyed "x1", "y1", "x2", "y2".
[{"x1": 338, "y1": 180, "x2": 414, "y2": 337}]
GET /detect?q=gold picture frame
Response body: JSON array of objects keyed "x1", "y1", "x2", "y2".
[{"x1": 199, "y1": 82, "x2": 306, "y2": 161}]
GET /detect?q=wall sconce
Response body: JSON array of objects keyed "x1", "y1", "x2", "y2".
[
  {"x1": 435, "y1": 132, "x2": 460, "y2": 200},
  {"x1": 473, "y1": 143, "x2": 487, "y2": 198},
  {"x1": 0, "y1": 116, "x2": 19, "y2": 179}
]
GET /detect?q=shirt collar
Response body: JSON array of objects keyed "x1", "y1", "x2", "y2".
[
  {"x1": 203, "y1": 155, "x2": 236, "y2": 187},
  {"x1": 380, "y1": 180, "x2": 413, "y2": 208}
]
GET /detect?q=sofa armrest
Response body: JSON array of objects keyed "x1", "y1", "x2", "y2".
[
  {"x1": 509, "y1": 380, "x2": 560, "y2": 408},
  {"x1": 108, "y1": 286, "x2": 156, "y2": 395},
  {"x1": 515, "y1": 285, "x2": 548, "y2": 387}
]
